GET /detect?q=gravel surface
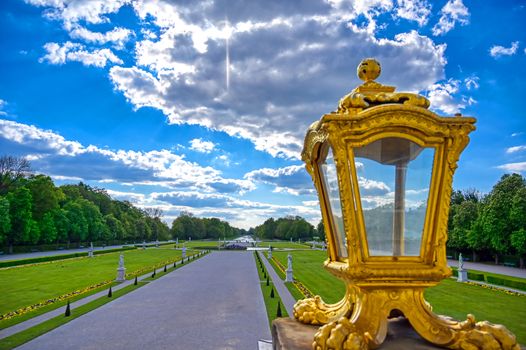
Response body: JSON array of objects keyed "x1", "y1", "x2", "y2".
[{"x1": 16, "y1": 251, "x2": 270, "y2": 350}]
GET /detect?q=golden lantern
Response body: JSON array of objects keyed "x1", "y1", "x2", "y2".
[{"x1": 295, "y1": 58, "x2": 520, "y2": 350}]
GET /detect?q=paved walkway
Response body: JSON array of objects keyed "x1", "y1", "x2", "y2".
[
  {"x1": 16, "y1": 251, "x2": 270, "y2": 350},
  {"x1": 447, "y1": 260, "x2": 526, "y2": 279},
  {"x1": 0, "y1": 241, "x2": 175, "y2": 261},
  {"x1": 258, "y1": 251, "x2": 296, "y2": 317}
]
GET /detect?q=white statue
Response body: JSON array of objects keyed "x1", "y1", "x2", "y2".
[
  {"x1": 459, "y1": 253, "x2": 464, "y2": 270},
  {"x1": 119, "y1": 254, "x2": 124, "y2": 268},
  {"x1": 287, "y1": 253, "x2": 293, "y2": 270}
]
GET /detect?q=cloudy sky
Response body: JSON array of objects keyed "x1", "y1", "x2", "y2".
[{"x1": 0, "y1": 0, "x2": 524, "y2": 229}]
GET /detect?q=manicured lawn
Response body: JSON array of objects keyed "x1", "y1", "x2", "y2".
[
  {"x1": 273, "y1": 250, "x2": 345, "y2": 304},
  {"x1": 259, "y1": 241, "x2": 312, "y2": 249},
  {"x1": 0, "y1": 283, "x2": 142, "y2": 350},
  {"x1": 272, "y1": 250, "x2": 526, "y2": 344},
  {"x1": 0, "y1": 248, "x2": 184, "y2": 317}
]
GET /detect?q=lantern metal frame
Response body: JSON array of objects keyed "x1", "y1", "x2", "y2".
[{"x1": 293, "y1": 59, "x2": 520, "y2": 350}]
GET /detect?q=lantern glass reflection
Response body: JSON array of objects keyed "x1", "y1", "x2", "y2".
[
  {"x1": 318, "y1": 144, "x2": 348, "y2": 258},
  {"x1": 354, "y1": 137, "x2": 434, "y2": 256}
]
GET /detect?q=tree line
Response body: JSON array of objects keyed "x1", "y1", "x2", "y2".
[
  {"x1": 251, "y1": 216, "x2": 322, "y2": 241},
  {"x1": 447, "y1": 173, "x2": 526, "y2": 268},
  {"x1": 0, "y1": 156, "x2": 171, "y2": 252},
  {"x1": 170, "y1": 212, "x2": 247, "y2": 240}
]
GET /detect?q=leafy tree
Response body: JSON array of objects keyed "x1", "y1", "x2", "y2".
[
  {"x1": 449, "y1": 200, "x2": 479, "y2": 253},
  {"x1": 104, "y1": 214, "x2": 124, "y2": 241},
  {"x1": 6, "y1": 187, "x2": 33, "y2": 250},
  {"x1": 479, "y1": 174, "x2": 525, "y2": 264},
  {"x1": 510, "y1": 187, "x2": 526, "y2": 268},
  {"x1": 0, "y1": 156, "x2": 31, "y2": 194},
  {"x1": 27, "y1": 219, "x2": 40, "y2": 244},
  {"x1": 0, "y1": 196, "x2": 11, "y2": 245},
  {"x1": 317, "y1": 220, "x2": 325, "y2": 241},
  {"x1": 64, "y1": 200, "x2": 88, "y2": 244},
  {"x1": 40, "y1": 212, "x2": 57, "y2": 244},
  {"x1": 53, "y1": 208, "x2": 70, "y2": 243},
  {"x1": 27, "y1": 175, "x2": 63, "y2": 221}
]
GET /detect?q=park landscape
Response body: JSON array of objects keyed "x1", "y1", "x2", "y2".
[{"x1": 1, "y1": 0, "x2": 526, "y2": 349}]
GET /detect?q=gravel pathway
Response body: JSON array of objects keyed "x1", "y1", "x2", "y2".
[
  {"x1": 16, "y1": 251, "x2": 270, "y2": 350},
  {"x1": 258, "y1": 251, "x2": 296, "y2": 317},
  {"x1": 447, "y1": 260, "x2": 526, "y2": 279}
]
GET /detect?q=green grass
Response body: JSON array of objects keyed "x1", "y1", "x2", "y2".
[
  {"x1": 0, "y1": 281, "x2": 119, "y2": 330},
  {"x1": 0, "y1": 282, "x2": 142, "y2": 350},
  {"x1": 271, "y1": 250, "x2": 526, "y2": 345},
  {"x1": 254, "y1": 252, "x2": 288, "y2": 327},
  {"x1": 0, "y1": 248, "x2": 184, "y2": 320},
  {"x1": 273, "y1": 251, "x2": 345, "y2": 304},
  {"x1": 425, "y1": 279, "x2": 526, "y2": 344},
  {"x1": 259, "y1": 241, "x2": 311, "y2": 249}
]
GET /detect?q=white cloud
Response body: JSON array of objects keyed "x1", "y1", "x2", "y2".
[
  {"x1": 69, "y1": 26, "x2": 133, "y2": 49},
  {"x1": 40, "y1": 41, "x2": 123, "y2": 67},
  {"x1": 506, "y1": 145, "x2": 526, "y2": 154},
  {"x1": 25, "y1": 0, "x2": 132, "y2": 30},
  {"x1": 511, "y1": 132, "x2": 524, "y2": 137},
  {"x1": 489, "y1": 41, "x2": 520, "y2": 58},
  {"x1": 427, "y1": 79, "x2": 465, "y2": 114},
  {"x1": 395, "y1": 0, "x2": 431, "y2": 26},
  {"x1": 497, "y1": 162, "x2": 526, "y2": 173},
  {"x1": 464, "y1": 75, "x2": 479, "y2": 90},
  {"x1": 432, "y1": 0, "x2": 469, "y2": 36},
  {"x1": 0, "y1": 119, "x2": 255, "y2": 194},
  {"x1": 29, "y1": 0, "x2": 448, "y2": 161},
  {"x1": 245, "y1": 165, "x2": 314, "y2": 196},
  {"x1": 189, "y1": 138, "x2": 216, "y2": 153}
]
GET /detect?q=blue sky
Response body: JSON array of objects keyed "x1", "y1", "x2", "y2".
[{"x1": 0, "y1": 0, "x2": 525, "y2": 229}]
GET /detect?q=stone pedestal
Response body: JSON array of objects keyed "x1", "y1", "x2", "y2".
[
  {"x1": 116, "y1": 267, "x2": 126, "y2": 282},
  {"x1": 272, "y1": 317, "x2": 445, "y2": 350},
  {"x1": 285, "y1": 269, "x2": 293, "y2": 283},
  {"x1": 457, "y1": 269, "x2": 468, "y2": 282}
]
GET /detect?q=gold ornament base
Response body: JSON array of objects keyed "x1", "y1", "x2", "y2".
[{"x1": 293, "y1": 286, "x2": 520, "y2": 350}]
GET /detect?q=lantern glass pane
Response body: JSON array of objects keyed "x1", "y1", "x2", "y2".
[
  {"x1": 353, "y1": 137, "x2": 434, "y2": 256},
  {"x1": 319, "y1": 145, "x2": 348, "y2": 258}
]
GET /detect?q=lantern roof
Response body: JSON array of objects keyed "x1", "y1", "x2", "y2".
[{"x1": 336, "y1": 58, "x2": 430, "y2": 113}]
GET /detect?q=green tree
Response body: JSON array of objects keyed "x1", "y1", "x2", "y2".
[
  {"x1": 0, "y1": 156, "x2": 31, "y2": 195},
  {"x1": 27, "y1": 175, "x2": 63, "y2": 221},
  {"x1": 53, "y1": 209, "x2": 70, "y2": 244},
  {"x1": 0, "y1": 196, "x2": 11, "y2": 245},
  {"x1": 479, "y1": 174, "x2": 526, "y2": 264},
  {"x1": 40, "y1": 212, "x2": 57, "y2": 244},
  {"x1": 6, "y1": 186, "x2": 33, "y2": 250},
  {"x1": 64, "y1": 200, "x2": 88, "y2": 244},
  {"x1": 104, "y1": 214, "x2": 124, "y2": 241},
  {"x1": 317, "y1": 220, "x2": 325, "y2": 241},
  {"x1": 510, "y1": 187, "x2": 526, "y2": 268}
]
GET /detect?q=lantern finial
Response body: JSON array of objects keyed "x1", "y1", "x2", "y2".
[
  {"x1": 337, "y1": 58, "x2": 430, "y2": 113},
  {"x1": 357, "y1": 58, "x2": 381, "y2": 82}
]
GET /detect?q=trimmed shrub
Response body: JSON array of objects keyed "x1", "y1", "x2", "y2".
[
  {"x1": 108, "y1": 287, "x2": 112, "y2": 298},
  {"x1": 277, "y1": 302, "x2": 282, "y2": 317},
  {"x1": 467, "y1": 272, "x2": 485, "y2": 281},
  {"x1": 266, "y1": 277, "x2": 269, "y2": 286},
  {"x1": 164, "y1": 265, "x2": 167, "y2": 272},
  {"x1": 134, "y1": 276, "x2": 138, "y2": 285},
  {"x1": 270, "y1": 288, "x2": 275, "y2": 298},
  {"x1": 65, "y1": 300, "x2": 71, "y2": 317},
  {"x1": 486, "y1": 276, "x2": 526, "y2": 291}
]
